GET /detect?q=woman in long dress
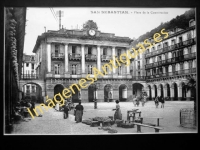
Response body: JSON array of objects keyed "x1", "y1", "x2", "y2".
[
  {"x1": 75, "y1": 101, "x2": 84, "y2": 123},
  {"x1": 113, "y1": 100, "x2": 122, "y2": 120},
  {"x1": 55, "y1": 102, "x2": 60, "y2": 111}
]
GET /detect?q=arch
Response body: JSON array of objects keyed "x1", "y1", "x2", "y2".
[
  {"x1": 179, "y1": 82, "x2": 186, "y2": 101},
  {"x1": 168, "y1": 65, "x2": 172, "y2": 72},
  {"x1": 147, "y1": 85, "x2": 152, "y2": 100},
  {"x1": 119, "y1": 84, "x2": 128, "y2": 101},
  {"x1": 153, "y1": 85, "x2": 157, "y2": 98},
  {"x1": 132, "y1": 83, "x2": 144, "y2": 98},
  {"x1": 54, "y1": 84, "x2": 65, "y2": 103},
  {"x1": 21, "y1": 82, "x2": 43, "y2": 103},
  {"x1": 88, "y1": 84, "x2": 95, "y2": 102},
  {"x1": 171, "y1": 82, "x2": 178, "y2": 101},
  {"x1": 164, "y1": 83, "x2": 170, "y2": 99},
  {"x1": 104, "y1": 84, "x2": 113, "y2": 102}
]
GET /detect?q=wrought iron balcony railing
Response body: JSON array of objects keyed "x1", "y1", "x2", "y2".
[
  {"x1": 69, "y1": 53, "x2": 81, "y2": 60},
  {"x1": 51, "y1": 53, "x2": 64, "y2": 59},
  {"x1": 85, "y1": 54, "x2": 97, "y2": 61},
  {"x1": 21, "y1": 74, "x2": 39, "y2": 80}
]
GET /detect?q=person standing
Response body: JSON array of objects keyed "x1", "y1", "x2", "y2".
[
  {"x1": 154, "y1": 96, "x2": 159, "y2": 108},
  {"x1": 63, "y1": 102, "x2": 69, "y2": 119},
  {"x1": 74, "y1": 101, "x2": 84, "y2": 123},
  {"x1": 113, "y1": 100, "x2": 122, "y2": 121},
  {"x1": 161, "y1": 96, "x2": 165, "y2": 108}
]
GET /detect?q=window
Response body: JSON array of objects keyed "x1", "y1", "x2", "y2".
[
  {"x1": 54, "y1": 64, "x2": 60, "y2": 74},
  {"x1": 71, "y1": 64, "x2": 77, "y2": 75},
  {"x1": 164, "y1": 42, "x2": 168, "y2": 47},
  {"x1": 187, "y1": 32, "x2": 192, "y2": 39},
  {"x1": 146, "y1": 49, "x2": 149, "y2": 53},
  {"x1": 168, "y1": 65, "x2": 172, "y2": 72},
  {"x1": 26, "y1": 63, "x2": 29, "y2": 67},
  {"x1": 103, "y1": 48, "x2": 107, "y2": 55},
  {"x1": 184, "y1": 48, "x2": 189, "y2": 55},
  {"x1": 31, "y1": 56, "x2": 35, "y2": 61},
  {"x1": 55, "y1": 45, "x2": 59, "y2": 56},
  {"x1": 157, "y1": 45, "x2": 161, "y2": 50},
  {"x1": 88, "y1": 47, "x2": 92, "y2": 54},
  {"x1": 32, "y1": 86, "x2": 35, "y2": 92},
  {"x1": 117, "y1": 49, "x2": 121, "y2": 56},
  {"x1": 179, "y1": 37, "x2": 182, "y2": 43},
  {"x1": 138, "y1": 71, "x2": 140, "y2": 76},
  {"x1": 152, "y1": 47, "x2": 155, "y2": 51},
  {"x1": 118, "y1": 66, "x2": 122, "y2": 75},
  {"x1": 88, "y1": 65, "x2": 93, "y2": 74},
  {"x1": 31, "y1": 63, "x2": 34, "y2": 69},
  {"x1": 72, "y1": 46, "x2": 76, "y2": 54},
  {"x1": 138, "y1": 61, "x2": 140, "y2": 69},
  {"x1": 171, "y1": 39, "x2": 175, "y2": 45}
]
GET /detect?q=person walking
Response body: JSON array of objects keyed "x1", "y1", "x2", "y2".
[
  {"x1": 63, "y1": 102, "x2": 69, "y2": 119},
  {"x1": 74, "y1": 101, "x2": 84, "y2": 123},
  {"x1": 160, "y1": 96, "x2": 165, "y2": 108},
  {"x1": 113, "y1": 100, "x2": 122, "y2": 121},
  {"x1": 154, "y1": 96, "x2": 159, "y2": 108}
]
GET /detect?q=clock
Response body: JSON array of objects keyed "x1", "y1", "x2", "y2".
[{"x1": 89, "y1": 29, "x2": 96, "y2": 36}]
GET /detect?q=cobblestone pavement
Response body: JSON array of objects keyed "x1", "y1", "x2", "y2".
[{"x1": 11, "y1": 101, "x2": 197, "y2": 135}]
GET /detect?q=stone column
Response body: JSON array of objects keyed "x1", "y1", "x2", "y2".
[
  {"x1": 170, "y1": 87, "x2": 174, "y2": 101},
  {"x1": 81, "y1": 45, "x2": 85, "y2": 74},
  {"x1": 97, "y1": 45, "x2": 101, "y2": 70},
  {"x1": 126, "y1": 48, "x2": 130, "y2": 74},
  {"x1": 178, "y1": 86, "x2": 182, "y2": 101},
  {"x1": 47, "y1": 43, "x2": 51, "y2": 73},
  {"x1": 112, "y1": 46, "x2": 116, "y2": 74},
  {"x1": 163, "y1": 87, "x2": 167, "y2": 99},
  {"x1": 186, "y1": 89, "x2": 191, "y2": 101},
  {"x1": 64, "y1": 44, "x2": 69, "y2": 73},
  {"x1": 152, "y1": 88, "x2": 155, "y2": 99},
  {"x1": 158, "y1": 87, "x2": 161, "y2": 97}
]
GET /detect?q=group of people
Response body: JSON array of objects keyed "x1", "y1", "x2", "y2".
[
  {"x1": 154, "y1": 96, "x2": 165, "y2": 108},
  {"x1": 133, "y1": 95, "x2": 147, "y2": 107},
  {"x1": 13, "y1": 99, "x2": 35, "y2": 121},
  {"x1": 61, "y1": 100, "x2": 84, "y2": 123}
]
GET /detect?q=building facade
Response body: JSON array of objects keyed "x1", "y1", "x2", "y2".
[
  {"x1": 21, "y1": 54, "x2": 39, "y2": 101},
  {"x1": 144, "y1": 19, "x2": 196, "y2": 101},
  {"x1": 5, "y1": 7, "x2": 26, "y2": 133},
  {"x1": 32, "y1": 20, "x2": 147, "y2": 103}
]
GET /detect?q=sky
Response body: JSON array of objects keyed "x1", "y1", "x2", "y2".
[{"x1": 24, "y1": 7, "x2": 192, "y2": 55}]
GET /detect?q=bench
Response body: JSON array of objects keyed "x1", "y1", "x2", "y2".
[
  {"x1": 139, "y1": 117, "x2": 163, "y2": 126},
  {"x1": 133, "y1": 122, "x2": 163, "y2": 133}
]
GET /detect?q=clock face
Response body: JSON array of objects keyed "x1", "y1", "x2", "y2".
[{"x1": 89, "y1": 30, "x2": 96, "y2": 36}]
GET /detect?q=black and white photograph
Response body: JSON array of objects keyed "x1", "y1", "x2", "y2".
[{"x1": 4, "y1": 7, "x2": 197, "y2": 135}]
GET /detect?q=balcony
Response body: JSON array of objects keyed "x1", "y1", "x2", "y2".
[
  {"x1": 145, "y1": 38, "x2": 196, "y2": 58},
  {"x1": 101, "y1": 55, "x2": 112, "y2": 61},
  {"x1": 132, "y1": 76, "x2": 146, "y2": 81},
  {"x1": 145, "y1": 63, "x2": 153, "y2": 68},
  {"x1": 85, "y1": 54, "x2": 97, "y2": 61},
  {"x1": 69, "y1": 53, "x2": 81, "y2": 61},
  {"x1": 146, "y1": 68, "x2": 196, "y2": 80},
  {"x1": 51, "y1": 53, "x2": 64, "y2": 60},
  {"x1": 21, "y1": 74, "x2": 39, "y2": 80}
]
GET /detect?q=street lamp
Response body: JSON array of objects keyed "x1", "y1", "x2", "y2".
[{"x1": 92, "y1": 81, "x2": 100, "y2": 109}]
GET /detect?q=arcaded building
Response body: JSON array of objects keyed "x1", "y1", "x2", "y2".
[
  {"x1": 31, "y1": 20, "x2": 147, "y2": 103},
  {"x1": 144, "y1": 20, "x2": 196, "y2": 101}
]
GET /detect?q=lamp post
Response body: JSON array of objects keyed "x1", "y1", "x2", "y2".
[{"x1": 93, "y1": 82, "x2": 100, "y2": 109}]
